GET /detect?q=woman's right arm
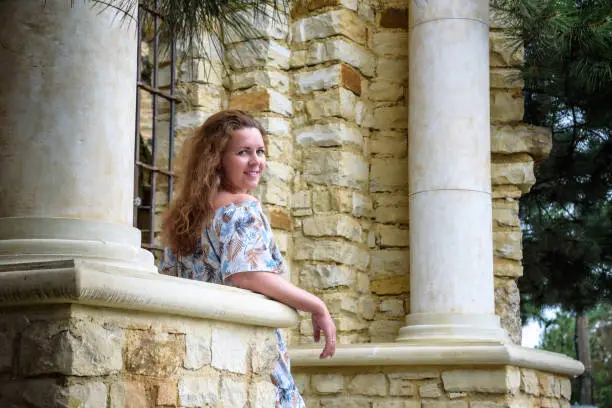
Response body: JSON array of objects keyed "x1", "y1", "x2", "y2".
[{"x1": 229, "y1": 271, "x2": 336, "y2": 359}]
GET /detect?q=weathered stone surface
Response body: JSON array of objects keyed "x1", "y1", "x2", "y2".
[
  {"x1": 560, "y1": 377, "x2": 572, "y2": 400},
  {"x1": 211, "y1": 326, "x2": 249, "y2": 374},
  {"x1": 388, "y1": 373, "x2": 417, "y2": 396},
  {"x1": 306, "y1": 88, "x2": 361, "y2": 122},
  {"x1": 268, "y1": 207, "x2": 292, "y2": 230},
  {"x1": 490, "y1": 32, "x2": 524, "y2": 67},
  {"x1": 375, "y1": 58, "x2": 409, "y2": 85},
  {"x1": 229, "y1": 70, "x2": 290, "y2": 93},
  {"x1": 156, "y1": 381, "x2": 178, "y2": 406},
  {"x1": 495, "y1": 279, "x2": 522, "y2": 345},
  {"x1": 294, "y1": 63, "x2": 361, "y2": 95},
  {"x1": 441, "y1": 368, "x2": 521, "y2": 393},
  {"x1": 184, "y1": 83, "x2": 224, "y2": 109},
  {"x1": 370, "y1": 249, "x2": 409, "y2": 277},
  {"x1": 229, "y1": 89, "x2": 292, "y2": 116},
  {"x1": 491, "y1": 124, "x2": 552, "y2": 159},
  {"x1": 259, "y1": 180, "x2": 291, "y2": 206},
  {"x1": 492, "y1": 185, "x2": 523, "y2": 199},
  {"x1": 306, "y1": 38, "x2": 375, "y2": 77},
  {"x1": 257, "y1": 116, "x2": 291, "y2": 137},
  {"x1": 312, "y1": 374, "x2": 344, "y2": 393},
  {"x1": 320, "y1": 397, "x2": 371, "y2": 408},
  {"x1": 369, "y1": 80, "x2": 405, "y2": 102},
  {"x1": 380, "y1": 7, "x2": 408, "y2": 29},
  {"x1": 359, "y1": 296, "x2": 377, "y2": 319},
  {"x1": 294, "y1": 238, "x2": 369, "y2": 271},
  {"x1": 369, "y1": 320, "x2": 405, "y2": 342},
  {"x1": 296, "y1": 121, "x2": 362, "y2": 147},
  {"x1": 493, "y1": 230, "x2": 523, "y2": 261},
  {"x1": 470, "y1": 402, "x2": 509, "y2": 408},
  {"x1": 490, "y1": 68, "x2": 524, "y2": 89},
  {"x1": 20, "y1": 319, "x2": 123, "y2": 376},
  {"x1": 292, "y1": 10, "x2": 366, "y2": 44},
  {"x1": 371, "y1": 131, "x2": 407, "y2": 155},
  {"x1": 303, "y1": 150, "x2": 368, "y2": 188},
  {"x1": 419, "y1": 382, "x2": 443, "y2": 398},
  {"x1": 305, "y1": 0, "x2": 357, "y2": 11},
  {"x1": 67, "y1": 382, "x2": 108, "y2": 408},
  {"x1": 370, "y1": 158, "x2": 408, "y2": 192},
  {"x1": 183, "y1": 330, "x2": 212, "y2": 370},
  {"x1": 251, "y1": 381, "x2": 277, "y2": 408},
  {"x1": 372, "y1": 32, "x2": 409, "y2": 57},
  {"x1": 377, "y1": 224, "x2": 410, "y2": 247},
  {"x1": 491, "y1": 159, "x2": 536, "y2": 193},
  {"x1": 227, "y1": 39, "x2": 290, "y2": 70},
  {"x1": 491, "y1": 89, "x2": 525, "y2": 123},
  {"x1": 494, "y1": 257, "x2": 523, "y2": 278},
  {"x1": 374, "y1": 202, "x2": 410, "y2": 224},
  {"x1": 321, "y1": 293, "x2": 359, "y2": 316},
  {"x1": 223, "y1": 6, "x2": 288, "y2": 43},
  {"x1": 520, "y1": 369, "x2": 540, "y2": 396},
  {"x1": 263, "y1": 161, "x2": 294, "y2": 184},
  {"x1": 109, "y1": 382, "x2": 147, "y2": 408},
  {"x1": 493, "y1": 203, "x2": 520, "y2": 228},
  {"x1": 303, "y1": 214, "x2": 362, "y2": 241},
  {"x1": 125, "y1": 331, "x2": 183, "y2": 377},
  {"x1": 422, "y1": 402, "x2": 468, "y2": 408},
  {"x1": 371, "y1": 276, "x2": 410, "y2": 295},
  {"x1": 179, "y1": 376, "x2": 219, "y2": 407},
  {"x1": 220, "y1": 378, "x2": 247, "y2": 408},
  {"x1": 380, "y1": 298, "x2": 405, "y2": 317},
  {"x1": 0, "y1": 379, "x2": 65, "y2": 408},
  {"x1": 348, "y1": 374, "x2": 387, "y2": 396},
  {"x1": 251, "y1": 330, "x2": 279, "y2": 375},
  {"x1": 293, "y1": 373, "x2": 310, "y2": 394},
  {"x1": 374, "y1": 401, "x2": 419, "y2": 408}
]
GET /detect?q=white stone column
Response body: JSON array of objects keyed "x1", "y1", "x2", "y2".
[
  {"x1": 398, "y1": 0, "x2": 507, "y2": 342},
  {"x1": 0, "y1": 0, "x2": 155, "y2": 273}
]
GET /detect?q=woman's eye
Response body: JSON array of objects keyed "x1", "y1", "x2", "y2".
[
  {"x1": 238, "y1": 150, "x2": 248, "y2": 156},
  {"x1": 257, "y1": 149, "x2": 266, "y2": 156}
]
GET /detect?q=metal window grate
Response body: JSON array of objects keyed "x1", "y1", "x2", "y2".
[{"x1": 134, "y1": 0, "x2": 179, "y2": 255}]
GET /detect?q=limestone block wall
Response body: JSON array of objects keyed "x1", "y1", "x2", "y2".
[
  {"x1": 140, "y1": 1, "x2": 551, "y2": 344},
  {"x1": 292, "y1": 366, "x2": 572, "y2": 408},
  {"x1": 0, "y1": 304, "x2": 279, "y2": 407},
  {"x1": 488, "y1": 15, "x2": 551, "y2": 344}
]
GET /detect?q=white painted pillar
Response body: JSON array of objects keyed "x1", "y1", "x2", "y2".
[
  {"x1": 0, "y1": 0, "x2": 155, "y2": 273},
  {"x1": 398, "y1": 0, "x2": 507, "y2": 342}
]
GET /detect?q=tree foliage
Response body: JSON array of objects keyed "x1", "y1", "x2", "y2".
[
  {"x1": 492, "y1": 0, "x2": 612, "y2": 318},
  {"x1": 539, "y1": 305, "x2": 612, "y2": 407}
]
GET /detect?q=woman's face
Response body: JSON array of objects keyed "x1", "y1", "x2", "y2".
[{"x1": 220, "y1": 127, "x2": 266, "y2": 194}]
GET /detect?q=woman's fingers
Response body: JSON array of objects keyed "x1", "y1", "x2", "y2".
[{"x1": 316, "y1": 314, "x2": 336, "y2": 359}]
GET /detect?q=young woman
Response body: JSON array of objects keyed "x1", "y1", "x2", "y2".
[{"x1": 159, "y1": 110, "x2": 336, "y2": 407}]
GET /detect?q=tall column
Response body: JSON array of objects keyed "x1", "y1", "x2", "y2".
[
  {"x1": 0, "y1": 0, "x2": 155, "y2": 273},
  {"x1": 398, "y1": 0, "x2": 507, "y2": 342}
]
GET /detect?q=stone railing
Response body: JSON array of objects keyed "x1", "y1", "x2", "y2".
[{"x1": 0, "y1": 260, "x2": 298, "y2": 407}]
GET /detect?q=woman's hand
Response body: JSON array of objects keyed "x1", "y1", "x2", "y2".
[
  {"x1": 230, "y1": 271, "x2": 337, "y2": 359},
  {"x1": 312, "y1": 310, "x2": 336, "y2": 359}
]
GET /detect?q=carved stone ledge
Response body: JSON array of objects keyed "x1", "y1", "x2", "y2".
[{"x1": 0, "y1": 259, "x2": 298, "y2": 329}]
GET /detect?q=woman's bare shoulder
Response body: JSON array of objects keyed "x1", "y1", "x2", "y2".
[{"x1": 213, "y1": 192, "x2": 259, "y2": 211}]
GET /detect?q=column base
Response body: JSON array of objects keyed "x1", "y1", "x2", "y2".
[
  {"x1": 396, "y1": 312, "x2": 509, "y2": 344},
  {"x1": 0, "y1": 217, "x2": 156, "y2": 274}
]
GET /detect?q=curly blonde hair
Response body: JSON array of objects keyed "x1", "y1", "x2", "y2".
[{"x1": 161, "y1": 110, "x2": 266, "y2": 255}]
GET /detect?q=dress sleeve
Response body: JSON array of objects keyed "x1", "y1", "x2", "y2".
[{"x1": 219, "y1": 203, "x2": 285, "y2": 281}]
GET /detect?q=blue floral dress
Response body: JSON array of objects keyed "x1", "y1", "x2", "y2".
[{"x1": 159, "y1": 200, "x2": 305, "y2": 407}]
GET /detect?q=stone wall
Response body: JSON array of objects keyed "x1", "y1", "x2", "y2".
[
  {"x1": 293, "y1": 366, "x2": 572, "y2": 408},
  {"x1": 0, "y1": 304, "x2": 279, "y2": 407},
  {"x1": 140, "y1": 1, "x2": 552, "y2": 345}
]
